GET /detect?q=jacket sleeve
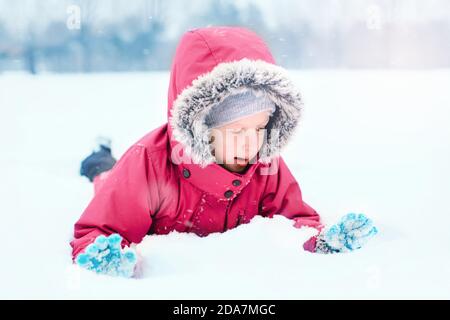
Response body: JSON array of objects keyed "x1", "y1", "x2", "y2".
[
  {"x1": 70, "y1": 144, "x2": 154, "y2": 261},
  {"x1": 259, "y1": 157, "x2": 324, "y2": 250}
]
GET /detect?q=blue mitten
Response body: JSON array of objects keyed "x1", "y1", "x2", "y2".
[
  {"x1": 315, "y1": 213, "x2": 378, "y2": 254},
  {"x1": 75, "y1": 233, "x2": 137, "y2": 278}
]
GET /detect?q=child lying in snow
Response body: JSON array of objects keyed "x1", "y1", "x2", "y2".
[{"x1": 71, "y1": 26, "x2": 377, "y2": 278}]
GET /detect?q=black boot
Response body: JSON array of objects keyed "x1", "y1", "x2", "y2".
[{"x1": 80, "y1": 139, "x2": 117, "y2": 182}]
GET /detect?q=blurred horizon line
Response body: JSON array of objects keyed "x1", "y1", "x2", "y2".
[{"x1": 1, "y1": 0, "x2": 449, "y2": 74}]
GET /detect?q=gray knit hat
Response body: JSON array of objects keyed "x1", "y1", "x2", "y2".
[{"x1": 204, "y1": 89, "x2": 276, "y2": 128}]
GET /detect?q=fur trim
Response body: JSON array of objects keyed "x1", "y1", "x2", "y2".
[{"x1": 169, "y1": 58, "x2": 303, "y2": 168}]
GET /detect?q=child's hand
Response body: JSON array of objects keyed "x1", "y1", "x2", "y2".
[
  {"x1": 312, "y1": 213, "x2": 378, "y2": 254},
  {"x1": 75, "y1": 233, "x2": 137, "y2": 278}
]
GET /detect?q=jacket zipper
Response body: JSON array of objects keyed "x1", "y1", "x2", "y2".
[{"x1": 223, "y1": 200, "x2": 233, "y2": 231}]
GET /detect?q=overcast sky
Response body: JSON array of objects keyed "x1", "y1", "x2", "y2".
[{"x1": 1, "y1": 0, "x2": 449, "y2": 37}]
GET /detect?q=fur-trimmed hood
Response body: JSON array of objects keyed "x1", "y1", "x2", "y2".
[{"x1": 167, "y1": 26, "x2": 303, "y2": 168}]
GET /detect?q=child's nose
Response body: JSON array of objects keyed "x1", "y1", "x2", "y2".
[{"x1": 242, "y1": 138, "x2": 252, "y2": 156}]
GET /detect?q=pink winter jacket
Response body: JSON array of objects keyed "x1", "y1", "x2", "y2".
[{"x1": 70, "y1": 26, "x2": 324, "y2": 260}]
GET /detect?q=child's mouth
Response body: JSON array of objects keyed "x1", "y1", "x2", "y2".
[{"x1": 234, "y1": 157, "x2": 249, "y2": 165}]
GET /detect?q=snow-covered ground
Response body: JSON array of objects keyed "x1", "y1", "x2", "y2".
[{"x1": 1, "y1": 70, "x2": 449, "y2": 299}]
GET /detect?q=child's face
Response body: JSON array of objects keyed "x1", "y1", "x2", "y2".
[{"x1": 209, "y1": 111, "x2": 271, "y2": 173}]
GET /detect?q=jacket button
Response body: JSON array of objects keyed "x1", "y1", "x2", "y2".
[
  {"x1": 232, "y1": 179, "x2": 241, "y2": 186},
  {"x1": 183, "y1": 168, "x2": 191, "y2": 178},
  {"x1": 224, "y1": 190, "x2": 234, "y2": 198}
]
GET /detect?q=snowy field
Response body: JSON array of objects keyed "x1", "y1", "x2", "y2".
[{"x1": 0, "y1": 70, "x2": 449, "y2": 299}]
